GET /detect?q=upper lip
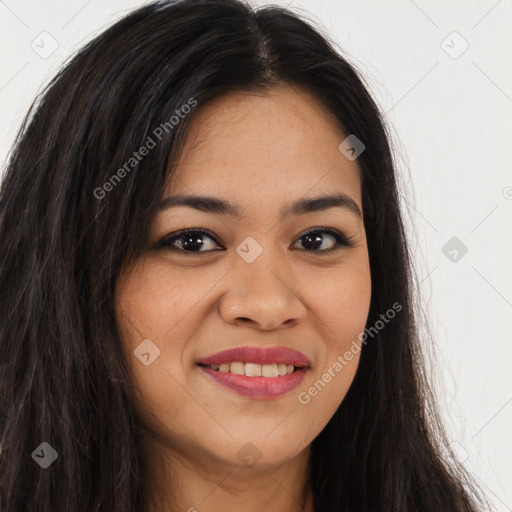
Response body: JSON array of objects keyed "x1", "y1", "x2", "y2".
[{"x1": 197, "y1": 346, "x2": 312, "y2": 368}]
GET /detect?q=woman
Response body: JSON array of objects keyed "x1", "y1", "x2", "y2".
[{"x1": 0, "y1": 0, "x2": 486, "y2": 510}]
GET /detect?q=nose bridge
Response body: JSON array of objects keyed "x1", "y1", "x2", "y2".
[{"x1": 235, "y1": 232, "x2": 293, "y2": 291}]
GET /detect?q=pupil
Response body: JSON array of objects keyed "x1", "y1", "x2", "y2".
[
  {"x1": 303, "y1": 232, "x2": 322, "y2": 250},
  {"x1": 182, "y1": 233, "x2": 203, "y2": 251}
]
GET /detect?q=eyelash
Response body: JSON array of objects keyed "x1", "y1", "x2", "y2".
[{"x1": 154, "y1": 227, "x2": 355, "y2": 255}]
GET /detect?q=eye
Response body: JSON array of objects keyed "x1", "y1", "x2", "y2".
[
  {"x1": 155, "y1": 227, "x2": 355, "y2": 255},
  {"x1": 292, "y1": 228, "x2": 355, "y2": 253},
  {"x1": 154, "y1": 229, "x2": 223, "y2": 253}
]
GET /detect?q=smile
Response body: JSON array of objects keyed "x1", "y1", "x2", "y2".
[{"x1": 197, "y1": 345, "x2": 311, "y2": 399}]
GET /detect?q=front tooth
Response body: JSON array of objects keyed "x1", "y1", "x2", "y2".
[
  {"x1": 286, "y1": 365, "x2": 294, "y2": 374},
  {"x1": 262, "y1": 363, "x2": 279, "y2": 377},
  {"x1": 245, "y1": 363, "x2": 262, "y2": 377},
  {"x1": 277, "y1": 364, "x2": 287, "y2": 376},
  {"x1": 230, "y1": 362, "x2": 245, "y2": 375},
  {"x1": 219, "y1": 363, "x2": 230, "y2": 373}
]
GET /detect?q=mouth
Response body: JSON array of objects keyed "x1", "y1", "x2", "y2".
[{"x1": 196, "y1": 346, "x2": 311, "y2": 399}]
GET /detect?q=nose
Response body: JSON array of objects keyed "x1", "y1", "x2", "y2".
[{"x1": 218, "y1": 257, "x2": 307, "y2": 331}]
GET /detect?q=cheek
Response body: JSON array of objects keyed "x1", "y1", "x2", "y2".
[
  {"x1": 306, "y1": 260, "x2": 372, "y2": 347},
  {"x1": 115, "y1": 265, "x2": 201, "y2": 432},
  {"x1": 298, "y1": 258, "x2": 371, "y2": 414},
  {"x1": 115, "y1": 262, "x2": 216, "y2": 344}
]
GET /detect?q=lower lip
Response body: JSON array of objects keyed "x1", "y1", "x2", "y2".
[{"x1": 198, "y1": 365, "x2": 309, "y2": 399}]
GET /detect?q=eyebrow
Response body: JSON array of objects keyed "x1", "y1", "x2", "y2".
[{"x1": 159, "y1": 193, "x2": 362, "y2": 218}]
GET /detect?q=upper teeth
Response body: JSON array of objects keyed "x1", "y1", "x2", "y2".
[{"x1": 206, "y1": 362, "x2": 296, "y2": 377}]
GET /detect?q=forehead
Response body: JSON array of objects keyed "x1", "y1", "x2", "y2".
[{"x1": 165, "y1": 85, "x2": 362, "y2": 212}]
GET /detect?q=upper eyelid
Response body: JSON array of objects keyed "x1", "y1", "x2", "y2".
[{"x1": 164, "y1": 228, "x2": 220, "y2": 244}]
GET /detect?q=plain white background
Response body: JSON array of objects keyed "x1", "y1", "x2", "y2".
[{"x1": 1, "y1": 0, "x2": 511, "y2": 510}]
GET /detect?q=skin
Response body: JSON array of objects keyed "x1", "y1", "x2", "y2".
[{"x1": 115, "y1": 84, "x2": 372, "y2": 512}]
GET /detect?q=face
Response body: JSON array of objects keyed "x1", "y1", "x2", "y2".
[{"x1": 115, "y1": 85, "x2": 371, "y2": 474}]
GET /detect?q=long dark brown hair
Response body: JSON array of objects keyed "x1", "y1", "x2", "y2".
[{"x1": 0, "y1": 0, "x2": 486, "y2": 510}]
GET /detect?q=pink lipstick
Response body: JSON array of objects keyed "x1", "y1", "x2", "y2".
[{"x1": 197, "y1": 346, "x2": 311, "y2": 400}]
